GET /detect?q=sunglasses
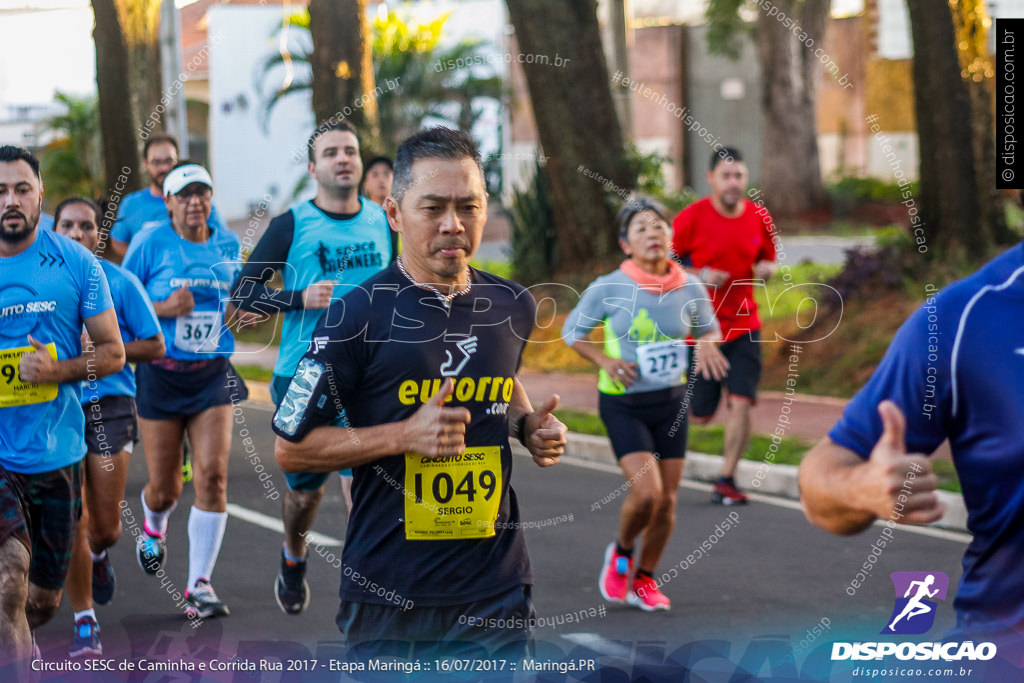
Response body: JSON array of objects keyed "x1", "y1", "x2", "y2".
[{"x1": 173, "y1": 186, "x2": 212, "y2": 201}]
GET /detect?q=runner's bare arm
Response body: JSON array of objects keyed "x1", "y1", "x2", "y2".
[
  {"x1": 123, "y1": 334, "x2": 165, "y2": 363},
  {"x1": 799, "y1": 439, "x2": 879, "y2": 535},
  {"x1": 108, "y1": 239, "x2": 128, "y2": 264},
  {"x1": 276, "y1": 378, "x2": 470, "y2": 472},
  {"x1": 566, "y1": 334, "x2": 638, "y2": 386},
  {"x1": 694, "y1": 329, "x2": 728, "y2": 381},
  {"x1": 799, "y1": 402, "x2": 944, "y2": 535},
  {"x1": 19, "y1": 309, "x2": 124, "y2": 384}
]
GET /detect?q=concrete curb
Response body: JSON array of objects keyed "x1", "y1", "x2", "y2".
[
  {"x1": 246, "y1": 380, "x2": 272, "y2": 405},
  {"x1": 558, "y1": 433, "x2": 969, "y2": 534},
  {"x1": 238, "y1": 381, "x2": 969, "y2": 534}
]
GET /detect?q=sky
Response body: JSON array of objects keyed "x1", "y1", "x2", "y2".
[
  {"x1": 0, "y1": 0, "x2": 196, "y2": 107},
  {"x1": 0, "y1": 0, "x2": 867, "y2": 110}
]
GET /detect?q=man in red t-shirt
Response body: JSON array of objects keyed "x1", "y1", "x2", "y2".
[{"x1": 672, "y1": 147, "x2": 776, "y2": 505}]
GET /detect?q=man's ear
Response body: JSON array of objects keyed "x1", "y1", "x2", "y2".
[{"x1": 384, "y1": 196, "x2": 401, "y2": 234}]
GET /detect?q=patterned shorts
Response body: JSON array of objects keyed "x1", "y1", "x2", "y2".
[{"x1": 0, "y1": 461, "x2": 82, "y2": 590}]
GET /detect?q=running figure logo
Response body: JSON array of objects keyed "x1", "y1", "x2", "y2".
[
  {"x1": 439, "y1": 335, "x2": 478, "y2": 377},
  {"x1": 882, "y1": 571, "x2": 949, "y2": 635}
]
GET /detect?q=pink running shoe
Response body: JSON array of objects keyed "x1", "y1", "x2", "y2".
[
  {"x1": 599, "y1": 543, "x2": 632, "y2": 603},
  {"x1": 627, "y1": 574, "x2": 671, "y2": 611}
]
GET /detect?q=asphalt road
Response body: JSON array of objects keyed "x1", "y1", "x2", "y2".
[{"x1": 28, "y1": 402, "x2": 976, "y2": 682}]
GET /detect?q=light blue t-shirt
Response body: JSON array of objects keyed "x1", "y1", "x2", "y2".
[
  {"x1": 122, "y1": 221, "x2": 241, "y2": 360},
  {"x1": 277, "y1": 198, "x2": 392, "y2": 377},
  {"x1": 110, "y1": 188, "x2": 225, "y2": 245},
  {"x1": 81, "y1": 260, "x2": 161, "y2": 402},
  {"x1": 0, "y1": 230, "x2": 114, "y2": 473}
]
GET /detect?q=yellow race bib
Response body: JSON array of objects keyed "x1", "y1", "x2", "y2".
[
  {"x1": 404, "y1": 446, "x2": 502, "y2": 540},
  {"x1": 0, "y1": 343, "x2": 59, "y2": 408}
]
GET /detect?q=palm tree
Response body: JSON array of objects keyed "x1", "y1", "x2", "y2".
[
  {"x1": 39, "y1": 92, "x2": 105, "y2": 201},
  {"x1": 256, "y1": 9, "x2": 503, "y2": 152}
]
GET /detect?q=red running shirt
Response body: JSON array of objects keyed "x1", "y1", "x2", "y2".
[{"x1": 672, "y1": 197, "x2": 776, "y2": 341}]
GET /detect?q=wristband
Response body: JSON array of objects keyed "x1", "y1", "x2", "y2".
[{"x1": 513, "y1": 413, "x2": 530, "y2": 447}]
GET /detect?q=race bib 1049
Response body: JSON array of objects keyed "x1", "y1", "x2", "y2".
[
  {"x1": 403, "y1": 446, "x2": 502, "y2": 541},
  {"x1": 0, "y1": 343, "x2": 59, "y2": 407}
]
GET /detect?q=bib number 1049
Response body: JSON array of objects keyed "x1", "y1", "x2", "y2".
[
  {"x1": 413, "y1": 468, "x2": 497, "y2": 505},
  {"x1": 404, "y1": 446, "x2": 502, "y2": 540}
]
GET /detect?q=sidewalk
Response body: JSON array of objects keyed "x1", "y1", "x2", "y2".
[{"x1": 517, "y1": 369, "x2": 845, "y2": 444}]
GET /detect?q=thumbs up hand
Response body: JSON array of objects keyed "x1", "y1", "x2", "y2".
[
  {"x1": 405, "y1": 379, "x2": 472, "y2": 459},
  {"x1": 524, "y1": 395, "x2": 567, "y2": 468},
  {"x1": 19, "y1": 335, "x2": 58, "y2": 383},
  {"x1": 858, "y1": 401, "x2": 945, "y2": 525}
]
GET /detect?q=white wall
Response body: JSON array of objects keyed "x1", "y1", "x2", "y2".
[
  {"x1": 864, "y1": 131, "x2": 918, "y2": 181},
  {"x1": 208, "y1": 1, "x2": 511, "y2": 223},
  {"x1": 208, "y1": 5, "x2": 315, "y2": 223}
]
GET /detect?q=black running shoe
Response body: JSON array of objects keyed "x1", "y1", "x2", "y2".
[
  {"x1": 275, "y1": 551, "x2": 310, "y2": 615},
  {"x1": 92, "y1": 552, "x2": 116, "y2": 605}
]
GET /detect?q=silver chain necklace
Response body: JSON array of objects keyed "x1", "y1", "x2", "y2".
[{"x1": 396, "y1": 256, "x2": 472, "y2": 308}]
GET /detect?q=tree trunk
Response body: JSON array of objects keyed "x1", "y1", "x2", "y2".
[
  {"x1": 115, "y1": 0, "x2": 163, "y2": 135},
  {"x1": 756, "y1": 0, "x2": 829, "y2": 216},
  {"x1": 952, "y1": 0, "x2": 1015, "y2": 250},
  {"x1": 906, "y1": 0, "x2": 1009, "y2": 261},
  {"x1": 308, "y1": 0, "x2": 380, "y2": 147},
  {"x1": 91, "y1": 0, "x2": 142, "y2": 228},
  {"x1": 505, "y1": 0, "x2": 632, "y2": 265}
]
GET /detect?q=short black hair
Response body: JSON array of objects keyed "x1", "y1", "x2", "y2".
[
  {"x1": 307, "y1": 120, "x2": 359, "y2": 163},
  {"x1": 143, "y1": 133, "x2": 179, "y2": 160},
  {"x1": 364, "y1": 155, "x2": 393, "y2": 173},
  {"x1": 616, "y1": 196, "x2": 669, "y2": 241},
  {"x1": 53, "y1": 196, "x2": 100, "y2": 228},
  {"x1": 392, "y1": 127, "x2": 482, "y2": 203},
  {"x1": 0, "y1": 145, "x2": 41, "y2": 180},
  {"x1": 710, "y1": 146, "x2": 743, "y2": 172}
]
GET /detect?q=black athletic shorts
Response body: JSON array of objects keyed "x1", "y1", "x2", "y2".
[
  {"x1": 599, "y1": 386, "x2": 690, "y2": 460},
  {"x1": 337, "y1": 584, "x2": 535, "y2": 660},
  {"x1": 690, "y1": 329, "x2": 762, "y2": 418},
  {"x1": 84, "y1": 394, "x2": 138, "y2": 455},
  {"x1": 135, "y1": 357, "x2": 248, "y2": 420},
  {"x1": 0, "y1": 462, "x2": 82, "y2": 590}
]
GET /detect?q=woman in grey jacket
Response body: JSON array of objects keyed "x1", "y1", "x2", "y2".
[{"x1": 563, "y1": 197, "x2": 728, "y2": 611}]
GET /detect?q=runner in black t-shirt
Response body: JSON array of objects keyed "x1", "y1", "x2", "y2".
[{"x1": 272, "y1": 127, "x2": 567, "y2": 658}]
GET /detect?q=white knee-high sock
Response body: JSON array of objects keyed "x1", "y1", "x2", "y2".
[
  {"x1": 141, "y1": 491, "x2": 176, "y2": 537},
  {"x1": 187, "y1": 506, "x2": 228, "y2": 590}
]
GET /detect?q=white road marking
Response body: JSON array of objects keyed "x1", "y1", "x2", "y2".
[
  {"x1": 225, "y1": 503, "x2": 343, "y2": 547},
  {"x1": 560, "y1": 632, "x2": 632, "y2": 658}
]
